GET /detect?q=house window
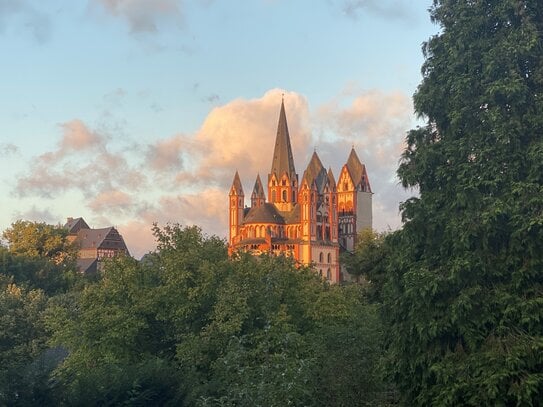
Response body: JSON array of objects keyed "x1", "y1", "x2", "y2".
[
  {"x1": 319, "y1": 252, "x2": 323, "y2": 263},
  {"x1": 327, "y1": 253, "x2": 331, "y2": 263},
  {"x1": 282, "y1": 190, "x2": 287, "y2": 201},
  {"x1": 326, "y1": 268, "x2": 331, "y2": 281}
]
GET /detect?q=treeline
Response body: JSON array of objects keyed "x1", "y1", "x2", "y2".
[{"x1": 0, "y1": 222, "x2": 387, "y2": 406}]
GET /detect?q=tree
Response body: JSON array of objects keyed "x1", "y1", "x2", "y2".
[
  {"x1": 47, "y1": 224, "x2": 386, "y2": 405},
  {"x1": 387, "y1": 1, "x2": 543, "y2": 405},
  {"x1": 0, "y1": 281, "x2": 50, "y2": 405},
  {"x1": 2, "y1": 220, "x2": 77, "y2": 265},
  {"x1": 342, "y1": 229, "x2": 389, "y2": 302}
]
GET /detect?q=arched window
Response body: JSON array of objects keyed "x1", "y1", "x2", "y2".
[
  {"x1": 319, "y1": 252, "x2": 324, "y2": 263},
  {"x1": 327, "y1": 253, "x2": 331, "y2": 263},
  {"x1": 292, "y1": 191, "x2": 296, "y2": 202},
  {"x1": 326, "y1": 268, "x2": 331, "y2": 281},
  {"x1": 282, "y1": 190, "x2": 287, "y2": 201}
]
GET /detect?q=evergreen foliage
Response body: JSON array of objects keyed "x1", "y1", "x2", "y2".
[{"x1": 386, "y1": 1, "x2": 543, "y2": 404}]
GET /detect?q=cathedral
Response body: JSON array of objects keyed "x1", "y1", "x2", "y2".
[{"x1": 228, "y1": 99, "x2": 372, "y2": 282}]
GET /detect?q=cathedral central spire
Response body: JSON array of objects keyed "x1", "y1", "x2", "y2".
[
  {"x1": 268, "y1": 98, "x2": 299, "y2": 210},
  {"x1": 270, "y1": 99, "x2": 296, "y2": 181}
]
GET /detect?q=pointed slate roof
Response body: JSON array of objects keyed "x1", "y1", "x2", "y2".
[
  {"x1": 327, "y1": 167, "x2": 336, "y2": 190},
  {"x1": 270, "y1": 99, "x2": 296, "y2": 180},
  {"x1": 251, "y1": 174, "x2": 266, "y2": 200},
  {"x1": 76, "y1": 226, "x2": 129, "y2": 254},
  {"x1": 230, "y1": 171, "x2": 244, "y2": 196},
  {"x1": 345, "y1": 148, "x2": 372, "y2": 192},
  {"x1": 64, "y1": 217, "x2": 90, "y2": 234},
  {"x1": 345, "y1": 148, "x2": 363, "y2": 185},
  {"x1": 302, "y1": 151, "x2": 328, "y2": 193}
]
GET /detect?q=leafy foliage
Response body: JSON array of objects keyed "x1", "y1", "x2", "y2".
[
  {"x1": 47, "y1": 224, "x2": 385, "y2": 406},
  {"x1": 3, "y1": 220, "x2": 78, "y2": 266},
  {"x1": 386, "y1": 1, "x2": 543, "y2": 405},
  {"x1": 0, "y1": 281, "x2": 50, "y2": 405}
]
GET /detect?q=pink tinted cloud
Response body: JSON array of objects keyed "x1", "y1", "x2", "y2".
[
  {"x1": 313, "y1": 89, "x2": 415, "y2": 230},
  {"x1": 60, "y1": 119, "x2": 103, "y2": 151},
  {"x1": 16, "y1": 119, "x2": 144, "y2": 199},
  {"x1": 116, "y1": 187, "x2": 227, "y2": 258},
  {"x1": 170, "y1": 89, "x2": 311, "y2": 188},
  {"x1": 145, "y1": 134, "x2": 185, "y2": 171},
  {"x1": 14, "y1": 88, "x2": 415, "y2": 257},
  {"x1": 88, "y1": 189, "x2": 133, "y2": 213}
]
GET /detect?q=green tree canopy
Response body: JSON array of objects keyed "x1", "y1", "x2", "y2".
[
  {"x1": 47, "y1": 224, "x2": 385, "y2": 406},
  {"x1": 387, "y1": 1, "x2": 543, "y2": 405},
  {"x1": 3, "y1": 220, "x2": 77, "y2": 265},
  {"x1": 0, "y1": 281, "x2": 50, "y2": 405}
]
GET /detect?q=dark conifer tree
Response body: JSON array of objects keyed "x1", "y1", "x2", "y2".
[{"x1": 386, "y1": 1, "x2": 543, "y2": 405}]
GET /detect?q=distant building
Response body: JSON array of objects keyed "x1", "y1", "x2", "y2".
[
  {"x1": 228, "y1": 99, "x2": 372, "y2": 282},
  {"x1": 64, "y1": 217, "x2": 129, "y2": 273}
]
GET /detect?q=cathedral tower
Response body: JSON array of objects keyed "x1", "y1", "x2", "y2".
[
  {"x1": 337, "y1": 148, "x2": 372, "y2": 251},
  {"x1": 268, "y1": 99, "x2": 298, "y2": 212},
  {"x1": 229, "y1": 171, "x2": 245, "y2": 245},
  {"x1": 251, "y1": 174, "x2": 266, "y2": 208}
]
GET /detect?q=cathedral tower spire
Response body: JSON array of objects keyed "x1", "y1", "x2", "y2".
[
  {"x1": 251, "y1": 174, "x2": 266, "y2": 208},
  {"x1": 229, "y1": 171, "x2": 245, "y2": 246},
  {"x1": 268, "y1": 98, "x2": 298, "y2": 211}
]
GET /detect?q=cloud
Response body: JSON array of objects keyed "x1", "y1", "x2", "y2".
[
  {"x1": 0, "y1": 143, "x2": 19, "y2": 156},
  {"x1": 12, "y1": 206, "x2": 58, "y2": 225},
  {"x1": 16, "y1": 119, "x2": 143, "y2": 201},
  {"x1": 312, "y1": 88, "x2": 415, "y2": 230},
  {"x1": 60, "y1": 119, "x2": 104, "y2": 151},
  {"x1": 88, "y1": 189, "x2": 133, "y2": 213},
  {"x1": 203, "y1": 93, "x2": 220, "y2": 104},
  {"x1": 0, "y1": 0, "x2": 51, "y2": 43},
  {"x1": 92, "y1": 0, "x2": 183, "y2": 33},
  {"x1": 13, "y1": 88, "x2": 415, "y2": 258},
  {"x1": 145, "y1": 135, "x2": 185, "y2": 172},
  {"x1": 338, "y1": 0, "x2": 414, "y2": 22},
  {"x1": 174, "y1": 89, "x2": 311, "y2": 188}
]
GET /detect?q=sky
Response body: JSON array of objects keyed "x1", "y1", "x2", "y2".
[{"x1": 0, "y1": 0, "x2": 438, "y2": 259}]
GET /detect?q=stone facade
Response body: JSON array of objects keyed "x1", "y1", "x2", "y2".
[{"x1": 228, "y1": 100, "x2": 372, "y2": 282}]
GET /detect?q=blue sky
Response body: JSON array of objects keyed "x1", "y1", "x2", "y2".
[{"x1": 0, "y1": 0, "x2": 438, "y2": 257}]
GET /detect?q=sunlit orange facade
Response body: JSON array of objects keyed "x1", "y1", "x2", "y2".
[{"x1": 228, "y1": 100, "x2": 372, "y2": 282}]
